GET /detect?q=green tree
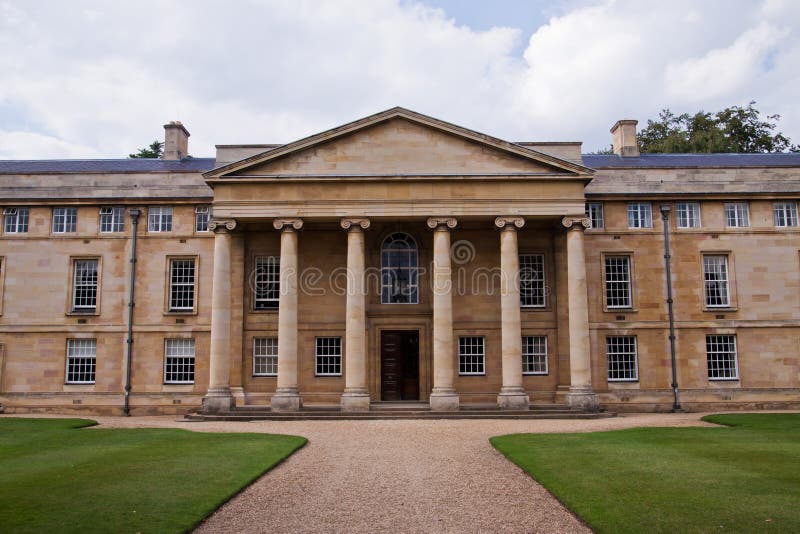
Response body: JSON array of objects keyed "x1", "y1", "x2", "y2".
[
  {"x1": 638, "y1": 102, "x2": 798, "y2": 154},
  {"x1": 129, "y1": 140, "x2": 164, "y2": 159}
]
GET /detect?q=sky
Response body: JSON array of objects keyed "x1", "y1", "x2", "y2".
[{"x1": 0, "y1": 0, "x2": 798, "y2": 159}]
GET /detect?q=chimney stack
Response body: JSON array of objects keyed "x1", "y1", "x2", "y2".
[
  {"x1": 610, "y1": 119, "x2": 639, "y2": 157},
  {"x1": 163, "y1": 121, "x2": 190, "y2": 160}
]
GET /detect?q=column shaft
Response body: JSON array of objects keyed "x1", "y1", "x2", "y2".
[{"x1": 341, "y1": 218, "x2": 370, "y2": 411}]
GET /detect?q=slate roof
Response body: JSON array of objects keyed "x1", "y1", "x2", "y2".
[
  {"x1": 0, "y1": 158, "x2": 217, "y2": 174},
  {"x1": 582, "y1": 153, "x2": 800, "y2": 169}
]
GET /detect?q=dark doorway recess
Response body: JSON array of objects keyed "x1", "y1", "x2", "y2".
[{"x1": 380, "y1": 330, "x2": 420, "y2": 401}]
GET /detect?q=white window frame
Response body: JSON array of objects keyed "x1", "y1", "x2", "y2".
[
  {"x1": 676, "y1": 202, "x2": 701, "y2": 229},
  {"x1": 381, "y1": 233, "x2": 419, "y2": 304},
  {"x1": 706, "y1": 334, "x2": 739, "y2": 381},
  {"x1": 724, "y1": 202, "x2": 750, "y2": 228},
  {"x1": 627, "y1": 202, "x2": 653, "y2": 229},
  {"x1": 164, "y1": 338, "x2": 195, "y2": 384},
  {"x1": 458, "y1": 336, "x2": 486, "y2": 376},
  {"x1": 773, "y1": 201, "x2": 798, "y2": 227},
  {"x1": 522, "y1": 335, "x2": 548, "y2": 375},
  {"x1": 315, "y1": 337, "x2": 342, "y2": 376},
  {"x1": 66, "y1": 338, "x2": 97, "y2": 384},
  {"x1": 586, "y1": 202, "x2": 604, "y2": 229},
  {"x1": 606, "y1": 336, "x2": 639, "y2": 382},
  {"x1": 703, "y1": 255, "x2": 730, "y2": 308},
  {"x1": 52, "y1": 207, "x2": 77, "y2": 234},
  {"x1": 519, "y1": 253, "x2": 546, "y2": 308},
  {"x1": 254, "y1": 256, "x2": 280, "y2": 310},
  {"x1": 148, "y1": 206, "x2": 173, "y2": 232},
  {"x1": 604, "y1": 255, "x2": 633, "y2": 309},
  {"x1": 253, "y1": 337, "x2": 278, "y2": 376},
  {"x1": 168, "y1": 258, "x2": 196, "y2": 312},
  {"x1": 99, "y1": 206, "x2": 125, "y2": 233},
  {"x1": 72, "y1": 258, "x2": 99, "y2": 312},
  {"x1": 195, "y1": 206, "x2": 210, "y2": 232},
  {"x1": 3, "y1": 207, "x2": 29, "y2": 234}
]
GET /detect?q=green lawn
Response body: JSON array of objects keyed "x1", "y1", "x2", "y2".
[
  {"x1": 0, "y1": 418, "x2": 306, "y2": 533},
  {"x1": 491, "y1": 413, "x2": 800, "y2": 534}
]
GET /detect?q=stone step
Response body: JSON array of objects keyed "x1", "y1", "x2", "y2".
[{"x1": 183, "y1": 409, "x2": 615, "y2": 422}]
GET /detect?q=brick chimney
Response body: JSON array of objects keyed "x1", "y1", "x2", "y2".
[
  {"x1": 610, "y1": 119, "x2": 639, "y2": 157},
  {"x1": 163, "y1": 121, "x2": 190, "y2": 160}
]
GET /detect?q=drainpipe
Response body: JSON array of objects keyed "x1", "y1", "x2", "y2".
[
  {"x1": 124, "y1": 209, "x2": 141, "y2": 416},
  {"x1": 660, "y1": 205, "x2": 682, "y2": 412}
]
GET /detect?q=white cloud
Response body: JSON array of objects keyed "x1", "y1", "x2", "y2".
[{"x1": 0, "y1": 0, "x2": 798, "y2": 158}]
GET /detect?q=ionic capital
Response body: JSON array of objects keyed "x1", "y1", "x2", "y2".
[
  {"x1": 426, "y1": 217, "x2": 458, "y2": 231},
  {"x1": 208, "y1": 218, "x2": 237, "y2": 233},
  {"x1": 561, "y1": 216, "x2": 591, "y2": 230},
  {"x1": 340, "y1": 217, "x2": 371, "y2": 231},
  {"x1": 273, "y1": 218, "x2": 304, "y2": 232},
  {"x1": 494, "y1": 216, "x2": 525, "y2": 231}
]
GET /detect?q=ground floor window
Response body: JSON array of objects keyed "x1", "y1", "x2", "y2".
[
  {"x1": 66, "y1": 339, "x2": 96, "y2": 384},
  {"x1": 707, "y1": 335, "x2": 739, "y2": 380},
  {"x1": 315, "y1": 337, "x2": 342, "y2": 376},
  {"x1": 164, "y1": 338, "x2": 195, "y2": 384},
  {"x1": 253, "y1": 337, "x2": 278, "y2": 376},
  {"x1": 606, "y1": 336, "x2": 638, "y2": 381},
  {"x1": 458, "y1": 336, "x2": 485, "y2": 375},
  {"x1": 521, "y1": 335, "x2": 548, "y2": 375}
]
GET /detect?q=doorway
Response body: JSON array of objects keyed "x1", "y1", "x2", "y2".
[{"x1": 380, "y1": 330, "x2": 420, "y2": 401}]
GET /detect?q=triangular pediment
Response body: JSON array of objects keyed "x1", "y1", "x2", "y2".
[{"x1": 204, "y1": 107, "x2": 593, "y2": 180}]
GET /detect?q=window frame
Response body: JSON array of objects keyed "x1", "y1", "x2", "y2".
[
  {"x1": 676, "y1": 202, "x2": 701, "y2": 229},
  {"x1": 380, "y1": 232, "x2": 419, "y2": 305},
  {"x1": 148, "y1": 206, "x2": 173, "y2": 233},
  {"x1": 586, "y1": 202, "x2": 604, "y2": 230},
  {"x1": 253, "y1": 255, "x2": 280, "y2": 311},
  {"x1": 703, "y1": 254, "x2": 731, "y2": 309},
  {"x1": 195, "y1": 205, "x2": 210, "y2": 233},
  {"x1": 458, "y1": 335, "x2": 486, "y2": 376},
  {"x1": 773, "y1": 201, "x2": 798, "y2": 228},
  {"x1": 522, "y1": 335, "x2": 548, "y2": 375},
  {"x1": 602, "y1": 254, "x2": 634, "y2": 310},
  {"x1": 606, "y1": 335, "x2": 639, "y2": 382},
  {"x1": 52, "y1": 206, "x2": 78, "y2": 234},
  {"x1": 519, "y1": 253, "x2": 547, "y2": 308},
  {"x1": 99, "y1": 206, "x2": 125, "y2": 234},
  {"x1": 3, "y1": 207, "x2": 29, "y2": 234},
  {"x1": 314, "y1": 336, "x2": 342, "y2": 377},
  {"x1": 65, "y1": 338, "x2": 97, "y2": 385},
  {"x1": 163, "y1": 338, "x2": 196, "y2": 384},
  {"x1": 0, "y1": 256, "x2": 6, "y2": 315},
  {"x1": 253, "y1": 337, "x2": 278, "y2": 377},
  {"x1": 70, "y1": 257, "x2": 101, "y2": 315},
  {"x1": 706, "y1": 334, "x2": 739, "y2": 381},
  {"x1": 165, "y1": 256, "x2": 199, "y2": 314},
  {"x1": 724, "y1": 202, "x2": 750, "y2": 228},
  {"x1": 626, "y1": 202, "x2": 653, "y2": 229}
]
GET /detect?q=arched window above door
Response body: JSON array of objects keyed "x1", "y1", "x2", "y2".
[{"x1": 381, "y1": 232, "x2": 419, "y2": 304}]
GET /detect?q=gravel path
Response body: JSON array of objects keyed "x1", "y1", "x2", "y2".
[{"x1": 9, "y1": 412, "x2": 720, "y2": 533}]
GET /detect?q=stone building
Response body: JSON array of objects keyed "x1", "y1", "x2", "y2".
[{"x1": 0, "y1": 108, "x2": 798, "y2": 415}]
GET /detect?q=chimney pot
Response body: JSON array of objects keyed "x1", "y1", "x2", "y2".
[
  {"x1": 610, "y1": 119, "x2": 639, "y2": 157},
  {"x1": 163, "y1": 121, "x2": 190, "y2": 160}
]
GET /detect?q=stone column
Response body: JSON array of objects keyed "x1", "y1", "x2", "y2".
[
  {"x1": 340, "y1": 217, "x2": 371, "y2": 411},
  {"x1": 271, "y1": 218, "x2": 304, "y2": 412},
  {"x1": 427, "y1": 217, "x2": 459, "y2": 411},
  {"x1": 202, "y1": 218, "x2": 237, "y2": 413},
  {"x1": 562, "y1": 216, "x2": 599, "y2": 411},
  {"x1": 495, "y1": 216, "x2": 530, "y2": 409}
]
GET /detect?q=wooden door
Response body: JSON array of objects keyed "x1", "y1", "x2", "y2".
[{"x1": 381, "y1": 330, "x2": 420, "y2": 401}]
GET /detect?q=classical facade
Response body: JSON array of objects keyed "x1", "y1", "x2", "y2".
[{"x1": 0, "y1": 108, "x2": 798, "y2": 415}]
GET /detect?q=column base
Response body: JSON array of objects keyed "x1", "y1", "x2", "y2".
[
  {"x1": 270, "y1": 389, "x2": 302, "y2": 412},
  {"x1": 565, "y1": 387, "x2": 600, "y2": 412},
  {"x1": 340, "y1": 390, "x2": 370, "y2": 412},
  {"x1": 429, "y1": 391, "x2": 460, "y2": 411},
  {"x1": 202, "y1": 387, "x2": 235, "y2": 413},
  {"x1": 497, "y1": 387, "x2": 530, "y2": 410}
]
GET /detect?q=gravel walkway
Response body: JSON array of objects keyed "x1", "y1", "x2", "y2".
[{"x1": 11, "y1": 412, "x2": 719, "y2": 533}]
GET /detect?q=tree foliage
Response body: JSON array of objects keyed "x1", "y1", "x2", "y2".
[
  {"x1": 129, "y1": 140, "x2": 164, "y2": 159},
  {"x1": 638, "y1": 102, "x2": 797, "y2": 154}
]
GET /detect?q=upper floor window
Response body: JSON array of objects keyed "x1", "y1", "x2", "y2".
[
  {"x1": 66, "y1": 339, "x2": 96, "y2": 384},
  {"x1": 3, "y1": 207, "x2": 29, "y2": 233},
  {"x1": 627, "y1": 202, "x2": 652, "y2": 229},
  {"x1": 52, "y1": 207, "x2": 77, "y2": 233},
  {"x1": 381, "y1": 233, "x2": 418, "y2": 304},
  {"x1": 195, "y1": 206, "x2": 210, "y2": 232},
  {"x1": 604, "y1": 255, "x2": 632, "y2": 309},
  {"x1": 254, "y1": 256, "x2": 280, "y2": 310},
  {"x1": 520, "y1": 254, "x2": 546, "y2": 308},
  {"x1": 99, "y1": 207, "x2": 125, "y2": 233},
  {"x1": 773, "y1": 201, "x2": 798, "y2": 227},
  {"x1": 725, "y1": 202, "x2": 750, "y2": 228},
  {"x1": 676, "y1": 202, "x2": 701, "y2": 228},
  {"x1": 148, "y1": 206, "x2": 173, "y2": 232},
  {"x1": 703, "y1": 254, "x2": 730, "y2": 307},
  {"x1": 586, "y1": 202, "x2": 604, "y2": 229},
  {"x1": 72, "y1": 259, "x2": 99, "y2": 313},
  {"x1": 169, "y1": 258, "x2": 196, "y2": 312}
]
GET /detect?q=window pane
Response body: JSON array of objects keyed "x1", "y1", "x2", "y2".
[
  {"x1": 315, "y1": 337, "x2": 342, "y2": 376},
  {"x1": 381, "y1": 233, "x2": 419, "y2": 304},
  {"x1": 605, "y1": 256, "x2": 632, "y2": 308},
  {"x1": 522, "y1": 336, "x2": 547, "y2": 374},
  {"x1": 66, "y1": 339, "x2": 96, "y2": 384},
  {"x1": 458, "y1": 336, "x2": 485, "y2": 375},
  {"x1": 170, "y1": 259, "x2": 195, "y2": 310},
  {"x1": 148, "y1": 206, "x2": 173, "y2": 232},
  {"x1": 724, "y1": 202, "x2": 749, "y2": 228},
  {"x1": 53, "y1": 207, "x2": 77, "y2": 233},
  {"x1": 4, "y1": 208, "x2": 29, "y2": 233},
  {"x1": 520, "y1": 254, "x2": 546, "y2": 307},
  {"x1": 773, "y1": 202, "x2": 798, "y2": 227},
  {"x1": 586, "y1": 202, "x2": 604, "y2": 229},
  {"x1": 164, "y1": 338, "x2": 195, "y2": 383},
  {"x1": 254, "y1": 256, "x2": 280, "y2": 309},
  {"x1": 72, "y1": 259, "x2": 98, "y2": 311},
  {"x1": 627, "y1": 203, "x2": 652, "y2": 228},
  {"x1": 703, "y1": 255, "x2": 729, "y2": 307},
  {"x1": 253, "y1": 337, "x2": 278, "y2": 376},
  {"x1": 706, "y1": 335, "x2": 738, "y2": 380},
  {"x1": 676, "y1": 202, "x2": 700, "y2": 228},
  {"x1": 606, "y1": 336, "x2": 638, "y2": 381},
  {"x1": 195, "y1": 206, "x2": 210, "y2": 232}
]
